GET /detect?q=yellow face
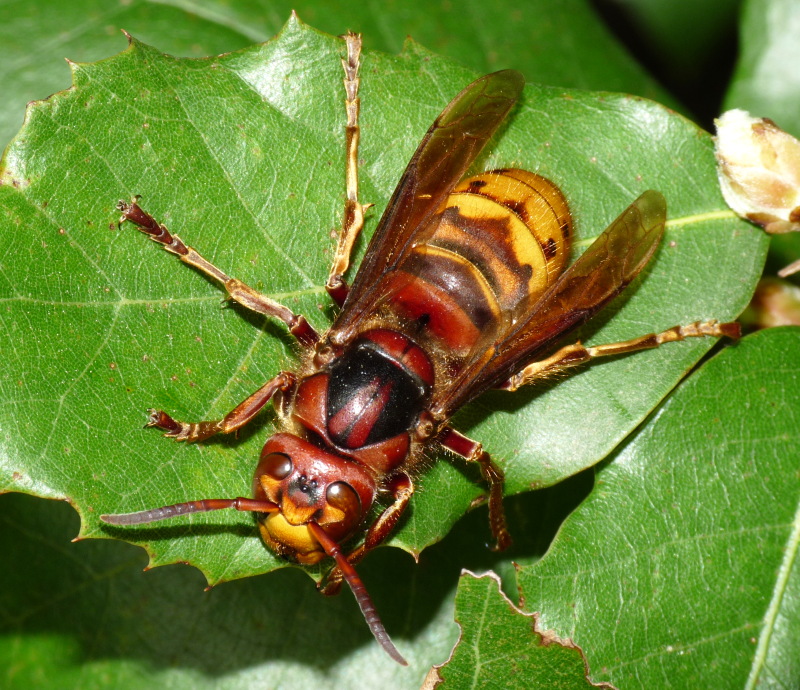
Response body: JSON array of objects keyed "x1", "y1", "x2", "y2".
[
  {"x1": 255, "y1": 470, "x2": 357, "y2": 565},
  {"x1": 258, "y1": 512, "x2": 325, "y2": 565}
]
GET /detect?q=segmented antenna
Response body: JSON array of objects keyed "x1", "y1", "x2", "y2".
[
  {"x1": 307, "y1": 521, "x2": 408, "y2": 665},
  {"x1": 100, "y1": 497, "x2": 279, "y2": 525}
]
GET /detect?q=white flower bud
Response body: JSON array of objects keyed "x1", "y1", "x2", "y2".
[{"x1": 715, "y1": 109, "x2": 800, "y2": 235}]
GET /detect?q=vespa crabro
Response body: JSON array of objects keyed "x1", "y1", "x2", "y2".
[{"x1": 101, "y1": 33, "x2": 740, "y2": 664}]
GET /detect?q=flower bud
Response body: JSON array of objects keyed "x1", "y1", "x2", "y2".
[
  {"x1": 714, "y1": 109, "x2": 800, "y2": 235},
  {"x1": 742, "y1": 277, "x2": 800, "y2": 328}
]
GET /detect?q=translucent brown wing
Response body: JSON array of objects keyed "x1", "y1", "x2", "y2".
[
  {"x1": 432, "y1": 190, "x2": 667, "y2": 418},
  {"x1": 332, "y1": 70, "x2": 525, "y2": 338}
]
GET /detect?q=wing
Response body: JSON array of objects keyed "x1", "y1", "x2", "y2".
[
  {"x1": 432, "y1": 190, "x2": 667, "y2": 419},
  {"x1": 332, "y1": 70, "x2": 525, "y2": 338}
]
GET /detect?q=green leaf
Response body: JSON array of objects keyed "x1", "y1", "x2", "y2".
[
  {"x1": 0, "y1": 0, "x2": 671, "y2": 148},
  {"x1": 0, "y1": 18, "x2": 764, "y2": 585},
  {"x1": 5, "y1": 321, "x2": 797, "y2": 687},
  {"x1": 438, "y1": 572, "x2": 614, "y2": 688},
  {"x1": 725, "y1": 0, "x2": 800, "y2": 137},
  {"x1": 517, "y1": 327, "x2": 800, "y2": 688},
  {"x1": 0, "y1": 0, "x2": 258, "y2": 149}
]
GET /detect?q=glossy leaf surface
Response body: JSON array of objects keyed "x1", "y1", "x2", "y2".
[
  {"x1": 517, "y1": 327, "x2": 800, "y2": 688},
  {"x1": 725, "y1": 0, "x2": 800, "y2": 137}
]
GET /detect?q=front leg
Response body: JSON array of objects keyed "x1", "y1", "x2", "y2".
[
  {"x1": 117, "y1": 201, "x2": 319, "y2": 347},
  {"x1": 438, "y1": 427, "x2": 511, "y2": 551},
  {"x1": 320, "y1": 473, "x2": 414, "y2": 596},
  {"x1": 150, "y1": 371, "x2": 296, "y2": 443}
]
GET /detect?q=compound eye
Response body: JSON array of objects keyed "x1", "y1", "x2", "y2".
[
  {"x1": 261, "y1": 452, "x2": 293, "y2": 480},
  {"x1": 325, "y1": 481, "x2": 361, "y2": 520}
]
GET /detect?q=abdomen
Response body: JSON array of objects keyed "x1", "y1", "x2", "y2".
[{"x1": 383, "y1": 169, "x2": 573, "y2": 358}]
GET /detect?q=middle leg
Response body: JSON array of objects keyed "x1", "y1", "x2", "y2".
[{"x1": 438, "y1": 427, "x2": 511, "y2": 551}]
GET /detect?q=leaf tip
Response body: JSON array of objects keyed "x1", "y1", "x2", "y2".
[
  {"x1": 282, "y1": 9, "x2": 306, "y2": 36},
  {"x1": 399, "y1": 35, "x2": 435, "y2": 60},
  {"x1": 64, "y1": 57, "x2": 85, "y2": 80},
  {"x1": 117, "y1": 29, "x2": 149, "y2": 56}
]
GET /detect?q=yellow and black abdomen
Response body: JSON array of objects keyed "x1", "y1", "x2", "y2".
[{"x1": 386, "y1": 169, "x2": 572, "y2": 357}]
